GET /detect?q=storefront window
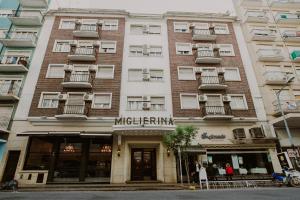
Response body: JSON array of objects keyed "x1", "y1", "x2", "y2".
[{"x1": 23, "y1": 138, "x2": 53, "y2": 170}]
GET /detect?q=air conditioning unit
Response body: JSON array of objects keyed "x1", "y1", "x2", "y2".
[
  {"x1": 64, "y1": 65, "x2": 73, "y2": 72},
  {"x1": 98, "y1": 20, "x2": 104, "y2": 25},
  {"x1": 223, "y1": 95, "x2": 231, "y2": 102},
  {"x1": 189, "y1": 23, "x2": 195, "y2": 28},
  {"x1": 89, "y1": 65, "x2": 97, "y2": 72},
  {"x1": 249, "y1": 127, "x2": 265, "y2": 138},
  {"x1": 58, "y1": 93, "x2": 67, "y2": 100},
  {"x1": 84, "y1": 94, "x2": 93, "y2": 101},
  {"x1": 198, "y1": 95, "x2": 207, "y2": 102},
  {"x1": 143, "y1": 73, "x2": 150, "y2": 81},
  {"x1": 233, "y1": 128, "x2": 246, "y2": 139},
  {"x1": 143, "y1": 96, "x2": 151, "y2": 102},
  {"x1": 142, "y1": 102, "x2": 151, "y2": 110},
  {"x1": 194, "y1": 67, "x2": 202, "y2": 73}
]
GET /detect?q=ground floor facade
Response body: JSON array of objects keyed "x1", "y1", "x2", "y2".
[{"x1": 0, "y1": 119, "x2": 284, "y2": 186}]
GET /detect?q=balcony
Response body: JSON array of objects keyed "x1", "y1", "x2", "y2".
[
  {"x1": 275, "y1": 13, "x2": 300, "y2": 24},
  {"x1": 256, "y1": 49, "x2": 284, "y2": 62},
  {"x1": 198, "y1": 75, "x2": 227, "y2": 90},
  {"x1": 55, "y1": 104, "x2": 88, "y2": 120},
  {"x1": 241, "y1": 0, "x2": 264, "y2": 6},
  {"x1": 73, "y1": 24, "x2": 99, "y2": 38},
  {"x1": 250, "y1": 29, "x2": 277, "y2": 41},
  {"x1": 282, "y1": 31, "x2": 300, "y2": 42},
  {"x1": 269, "y1": 0, "x2": 300, "y2": 8},
  {"x1": 290, "y1": 50, "x2": 300, "y2": 62},
  {"x1": 263, "y1": 71, "x2": 291, "y2": 85},
  {"x1": 68, "y1": 47, "x2": 96, "y2": 61},
  {"x1": 20, "y1": 0, "x2": 48, "y2": 8},
  {"x1": 244, "y1": 11, "x2": 268, "y2": 23},
  {"x1": 192, "y1": 28, "x2": 216, "y2": 41},
  {"x1": 201, "y1": 105, "x2": 234, "y2": 120},
  {"x1": 8, "y1": 10, "x2": 43, "y2": 26},
  {"x1": 195, "y1": 49, "x2": 221, "y2": 64},
  {"x1": 0, "y1": 56, "x2": 29, "y2": 72},
  {"x1": 273, "y1": 99, "x2": 300, "y2": 116},
  {"x1": 61, "y1": 71, "x2": 92, "y2": 88},
  {"x1": 0, "y1": 32, "x2": 37, "y2": 47},
  {"x1": 0, "y1": 80, "x2": 21, "y2": 101}
]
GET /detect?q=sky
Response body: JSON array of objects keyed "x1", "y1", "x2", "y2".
[{"x1": 51, "y1": 0, "x2": 236, "y2": 15}]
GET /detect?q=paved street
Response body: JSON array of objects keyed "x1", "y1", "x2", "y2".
[{"x1": 0, "y1": 188, "x2": 300, "y2": 200}]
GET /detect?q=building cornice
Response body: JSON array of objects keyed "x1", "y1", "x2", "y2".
[{"x1": 164, "y1": 11, "x2": 237, "y2": 22}]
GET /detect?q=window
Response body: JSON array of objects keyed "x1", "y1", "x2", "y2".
[
  {"x1": 224, "y1": 68, "x2": 241, "y2": 81},
  {"x1": 174, "y1": 22, "x2": 189, "y2": 33},
  {"x1": 229, "y1": 95, "x2": 248, "y2": 110},
  {"x1": 102, "y1": 19, "x2": 118, "y2": 31},
  {"x1": 96, "y1": 65, "x2": 114, "y2": 79},
  {"x1": 214, "y1": 23, "x2": 229, "y2": 34},
  {"x1": 178, "y1": 67, "x2": 195, "y2": 80},
  {"x1": 53, "y1": 40, "x2": 71, "y2": 52},
  {"x1": 180, "y1": 94, "x2": 199, "y2": 109},
  {"x1": 176, "y1": 43, "x2": 192, "y2": 55},
  {"x1": 149, "y1": 46, "x2": 162, "y2": 56},
  {"x1": 130, "y1": 25, "x2": 144, "y2": 34},
  {"x1": 218, "y1": 44, "x2": 235, "y2": 56},
  {"x1": 150, "y1": 69, "x2": 163, "y2": 81},
  {"x1": 92, "y1": 93, "x2": 112, "y2": 109},
  {"x1": 148, "y1": 25, "x2": 161, "y2": 34},
  {"x1": 39, "y1": 92, "x2": 59, "y2": 108},
  {"x1": 46, "y1": 64, "x2": 65, "y2": 78},
  {"x1": 59, "y1": 19, "x2": 75, "y2": 29},
  {"x1": 127, "y1": 96, "x2": 143, "y2": 110},
  {"x1": 129, "y1": 45, "x2": 143, "y2": 56},
  {"x1": 128, "y1": 69, "x2": 143, "y2": 81},
  {"x1": 151, "y1": 97, "x2": 165, "y2": 111},
  {"x1": 99, "y1": 41, "x2": 116, "y2": 53}
]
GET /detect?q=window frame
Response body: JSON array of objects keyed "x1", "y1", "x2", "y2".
[
  {"x1": 224, "y1": 67, "x2": 241, "y2": 81},
  {"x1": 177, "y1": 66, "x2": 196, "y2": 80},
  {"x1": 38, "y1": 92, "x2": 60, "y2": 108},
  {"x1": 92, "y1": 93, "x2": 112, "y2": 109},
  {"x1": 128, "y1": 68, "x2": 143, "y2": 82},
  {"x1": 174, "y1": 22, "x2": 190, "y2": 33},
  {"x1": 175, "y1": 43, "x2": 192, "y2": 55},
  {"x1": 99, "y1": 40, "x2": 117, "y2": 54},
  {"x1": 127, "y1": 96, "x2": 143, "y2": 111},
  {"x1": 52, "y1": 40, "x2": 72, "y2": 53},
  {"x1": 46, "y1": 64, "x2": 65, "y2": 78},
  {"x1": 149, "y1": 69, "x2": 164, "y2": 81},
  {"x1": 96, "y1": 65, "x2": 115, "y2": 79},
  {"x1": 150, "y1": 96, "x2": 165, "y2": 111},
  {"x1": 59, "y1": 19, "x2": 76, "y2": 30},
  {"x1": 149, "y1": 46, "x2": 163, "y2": 57},
  {"x1": 229, "y1": 94, "x2": 248, "y2": 110},
  {"x1": 213, "y1": 23, "x2": 230, "y2": 34},
  {"x1": 180, "y1": 93, "x2": 200, "y2": 109},
  {"x1": 102, "y1": 19, "x2": 119, "y2": 31},
  {"x1": 129, "y1": 45, "x2": 144, "y2": 56},
  {"x1": 218, "y1": 44, "x2": 235, "y2": 56}
]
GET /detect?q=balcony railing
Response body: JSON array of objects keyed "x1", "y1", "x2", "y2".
[
  {"x1": 73, "y1": 24, "x2": 99, "y2": 38},
  {"x1": 69, "y1": 72, "x2": 90, "y2": 82},
  {"x1": 20, "y1": 0, "x2": 48, "y2": 8},
  {"x1": 62, "y1": 71, "x2": 92, "y2": 88},
  {"x1": 0, "y1": 80, "x2": 21, "y2": 99},
  {"x1": 198, "y1": 75, "x2": 227, "y2": 90},
  {"x1": 0, "y1": 56, "x2": 29, "y2": 72},
  {"x1": 276, "y1": 13, "x2": 300, "y2": 24},
  {"x1": 0, "y1": 31, "x2": 37, "y2": 47},
  {"x1": 63, "y1": 104, "x2": 85, "y2": 115},
  {"x1": 201, "y1": 105, "x2": 233, "y2": 120},
  {"x1": 195, "y1": 49, "x2": 221, "y2": 64},
  {"x1": 273, "y1": 99, "x2": 300, "y2": 115},
  {"x1": 205, "y1": 106, "x2": 226, "y2": 115},
  {"x1": 68, "y1": 47, "x2": 96, "y2": 61},
  {"x1": 263, "y1": 71, "x2": 290, "y2": 84},
  {"x1": 192, "y1": 29, "x2": 216, "y2": 41},
  {"x1": 244, "y1": 11, "x2": 268, "y2": 23},
  {"x1": 282, "y1": 30, "x2": 300, "y2": 42},
  {"x1": 9, "y1": 10, "x2": 43, "y2": 26},
  {"x1": 256, "y1": 49, "x2": 284, "y2": 61},
  {"x1": 250, "y1": 29, "x2": 276, "y2": 41}
]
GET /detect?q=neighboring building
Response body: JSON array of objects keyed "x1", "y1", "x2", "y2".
[
  {"x1": 0, "y1": 0, "x2": 49, "y2": 182},
  {"x1": 234, "y1": 0, "x2": 300, "y2": 170}
]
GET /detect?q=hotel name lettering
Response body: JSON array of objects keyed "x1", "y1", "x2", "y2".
[{"x1": 115, "y1": 117, "x2": 174, "y2": 126}]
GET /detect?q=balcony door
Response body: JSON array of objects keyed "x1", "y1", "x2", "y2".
[
  {"x1": 0, "y1": 79, "x2": 22, "y2": 95},
  {"x1": 71, "y1": 65, "x2": 89, "y2": 82},
  {"x1": 206, "y1": 94, "x2": 224, "y2": 114},
  {"x1": 201, "y1": 68, "x2": 218, "y2": 84},
  {"x1": 65, "y1": 93, "x2": 85, "y2": 115}
]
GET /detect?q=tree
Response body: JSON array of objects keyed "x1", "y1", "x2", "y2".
[{"x1": 163, "y1": 125, "x2": 197, "y2": 184}]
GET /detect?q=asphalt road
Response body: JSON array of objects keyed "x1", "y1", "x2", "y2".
[{"x1": 0, "y1": 188, "x2": 300, "y2": 200}]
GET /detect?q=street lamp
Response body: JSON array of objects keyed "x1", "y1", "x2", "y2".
[{"x1": 275, "y1": 76, "x2": 295, "y2": 150}]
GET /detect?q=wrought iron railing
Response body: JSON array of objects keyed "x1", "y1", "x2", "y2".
[
  {"x1": 197, "y1": 50, "x2": 220, "y2": 58},
  {"x1": 70, "y1": 47, "x2": 95, "y2": 56},
  {"x1": 193, "y1": 28, "x2": 215, "y2": 36},
  {"x1": 63, "y1": 104, "x2": 85, "y2": 115},
  {"x1": 69, "y1": 71, "x2": 90, "y2": 82},
  {"x1": 199, "y1": 76, "x2": 225, "y2": 85},
  {"x1": 0, "y1": 80, "x2": 21, "y2": 96}
]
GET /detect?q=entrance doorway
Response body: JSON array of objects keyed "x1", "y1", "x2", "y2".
[
  {"x1": 2, "y1": 151, "x2": 20, "y2": 182},
  {"x1": 131, "y1": 148, "x2": 156, "y2": 181}
]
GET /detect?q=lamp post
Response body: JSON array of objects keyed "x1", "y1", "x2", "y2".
[
  {"x1": 275, "y1": 76, "x2": 295, "y2": 150},
  {"x1": 177, "y1": 146, "x2": 183, "y2": 185}
]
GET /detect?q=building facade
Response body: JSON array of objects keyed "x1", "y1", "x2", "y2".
[
  {"x1": 235, "y1": 0, "x2": 300, "y2": 170},
  {"x1": 0, "y1": 0, "x2": 48, "y2": 173}
]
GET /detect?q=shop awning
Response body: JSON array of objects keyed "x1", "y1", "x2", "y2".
[
  {"x1": 271, "y1": 113, "x2": 300, "y2": 128},
  {"x1": 17, "y1": 131, "x2": 112, "y2": 137}
]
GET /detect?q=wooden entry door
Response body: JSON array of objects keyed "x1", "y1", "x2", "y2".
[
  {"x1": 2, "y1": 151, "x2": 20, "y2": 182},
  {"x1": 131, "y1": 148, "x2": 156, "y2": 181}
]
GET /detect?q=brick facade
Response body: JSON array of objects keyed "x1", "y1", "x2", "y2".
[
  {"x1": 167, "y1": 19, "x2": 256, "y2": 118},
  {"x1": 29, "y1": 16, "x2": 125, "y2": 117}
]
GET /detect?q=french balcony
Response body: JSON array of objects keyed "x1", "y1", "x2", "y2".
[
  {"x1": 282, "y1": 31, "x2": 300, "y2": 42},
  {"x1": 263, "y1": 71, "x2": 291, "y2": 85},
  {"x1": 275, "y1": 13, "x2": 300, "y2": 24},
  {"x1": 0, "y1": 32, "x2": 37, "y2": 47},
  {"x1": 250, "y1": 29, "x2": 277, "y2": 41},
  {"x1": 20, "y1": 0, "x2": 48, "y2": 8},
  {"x1": 244, "y1": 11, "x2": 269, "y2": 23},
  {"x1": 61, "y1": 71, "x2": 93, "y2": 88},
  {"x1": 55, "y1": 104, "x2": 88, "y2": 120},
  {"x1": 198, "y1": 75, "x2": 227, "y2": 90},
  {"x1": 269, "y1": 0, "x2": 300, "y2": 8},
  {"x1": 68, "y1": 47, "x2": 96, "y2": 61},
  {"x1": 241, "y1": 0, "x2": 264, "y2": 6},
  {"x1": 195, "y1": 49, "x2": 221, "y2": 64},
  {"x1": 0, "y1": 80, "x2": 21, "y2": 101},
  {"x1": 201, "y1": 105, "x2": 234, "y2": 120},
  {"x1": 8, "y1": 10, "x2": 43, "y2": 26},
  {"x1": 73, "y1": 24, "x2": 99, "y2": 38},
  {"x1": 273, "y1": 99, "x2": 300, "y2": 116},
  {"x1": 0, "y1": 56, "x2": 29, "y2": 72},
  {"x1": 192, "y1": 28, "x2": 216, "y2": 41},
  {"x1": 256, "y1": 49, "x2": 284, "y2": 62},
  {"x1": 290, "y1": 50, "x2": 300, "y2": 62}
]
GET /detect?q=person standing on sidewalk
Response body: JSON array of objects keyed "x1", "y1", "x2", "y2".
[{"x1": 225, "y1": 163, "x2": 234, "y2": 181}]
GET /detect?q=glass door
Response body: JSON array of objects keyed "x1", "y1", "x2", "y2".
[{"x1": 131, "y1": 148, "x2": 156, "y2": 181}]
